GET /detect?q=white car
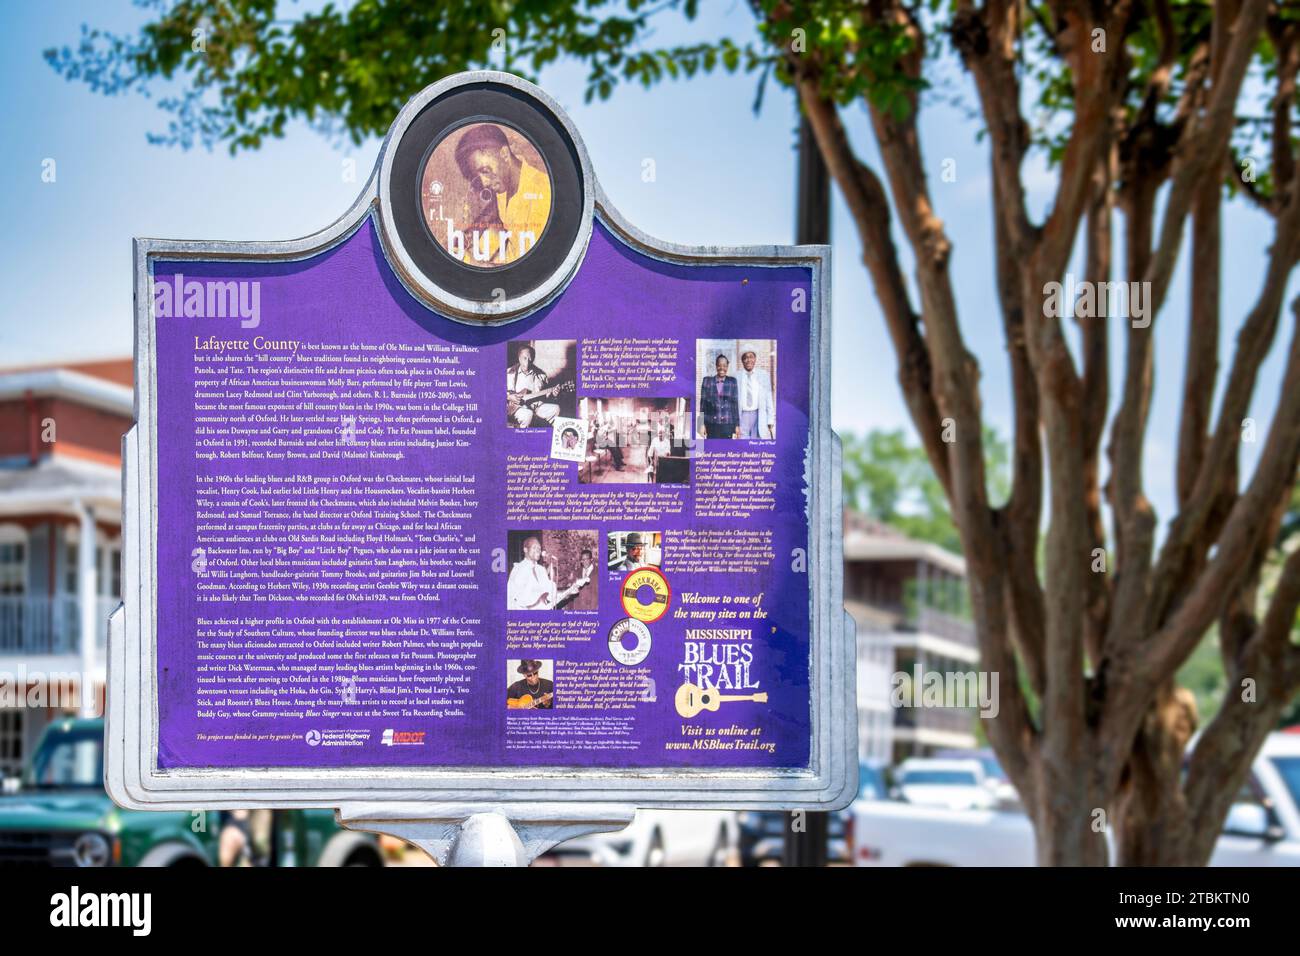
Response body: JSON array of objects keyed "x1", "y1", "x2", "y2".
[
  {"x1": 547, "y1": 809, "x2": 736, "y2": 867},
  {"x1": 891, "y1": 758, "x2": 995, "y2": 810},
  {"x1": 854, "y1": 732, "x2": 1300, "y2": 866}
]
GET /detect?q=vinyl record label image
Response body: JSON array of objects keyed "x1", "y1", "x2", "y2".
[
  {"x1": 608, "y1": 618, "x2": 652, "y2": 666},
  {"x1": 620, "y1": 567, "x2": 672, "y2": 624}
]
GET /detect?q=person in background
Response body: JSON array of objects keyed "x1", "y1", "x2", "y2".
[{"x1": 647, "y1": 425, "x2": 673, "y2": 480}]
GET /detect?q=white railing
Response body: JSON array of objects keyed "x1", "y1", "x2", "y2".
[
  {"x1": 913, "y1": 604, "x2": 976, "y2": 648},
  {"x1": 0, "y1": 595, "x2": 116, "y2": 656}
]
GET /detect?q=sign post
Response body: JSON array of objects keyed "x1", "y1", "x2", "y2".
[{"x1": 107, "y1": 72, "x2": 856, "y2": 865}]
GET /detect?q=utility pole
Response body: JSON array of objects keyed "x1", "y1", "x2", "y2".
[
  {"x1": 795, "y1": 114, "x2": 830, "y2": 246},
  {"x1": 783, "y1": 111, "x2": 831, "y2": 868}
]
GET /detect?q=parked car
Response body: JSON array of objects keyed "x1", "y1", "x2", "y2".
[
  {"x1": 933, "y1": 747, "x2": 1020, "y2": 806},
  {"x1": 890, "y1": 757, "x2": 995, "y2": 810},
  {"x1": 737, "y1": 762, "x2": 887, "y2": 866},
  {"x1": 0, "y1": 717, "x2": 382, "y2": 867},
  {"x1": 548, "y1": 810, "x2": 737, "y2": 866},
  {"x1": 852, "y1": 732, "x2": 1300, "y2": 866}
]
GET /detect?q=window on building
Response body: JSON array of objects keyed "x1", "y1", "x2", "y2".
[
  {"x1": 0, "y1": 535, "x2": 26, "y2": 596},
  {"x1": 65, "y1": 538, "x2": 78, "y2": 594},
  {"x1": 100, "y1": 542, "x2": 122, "y2": 599}
]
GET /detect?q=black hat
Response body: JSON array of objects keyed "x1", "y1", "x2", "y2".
[
  {"x1": 455, "y1": 124, "x2": 511, "y2": 177},
  {"x1": 517, "y1": 659, "x2": 543, "y2": 675},
  {"x1": 625, "y1": 533, "x2": 645, "y2": 548}
]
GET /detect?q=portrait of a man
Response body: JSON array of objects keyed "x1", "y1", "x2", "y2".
[
  {"x1": 506, "y1": 659, "x2": 554, "y2": 710},
  {"x1": 422, "y1": 122, "x2": 553, "y2": 268},
  {"x1": 736, "y1": 350, "x2": 775, "y2": 439}
]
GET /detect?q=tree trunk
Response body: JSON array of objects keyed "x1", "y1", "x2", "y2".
[
  {"x1": 1030, "y1": 765, "x2": 1110, "y2": 866},
  {"x1": 1111, "y1": 685, "x2": 1198, "y2": 865}
]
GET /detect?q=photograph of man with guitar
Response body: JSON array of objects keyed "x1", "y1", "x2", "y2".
[
  {"x1": 506, "y1": 659, "x2": 554, "y2": 710},
  {"x1": 506, "y1": 340, "x2": 576, "y2": 428},
  {"x1": 506, "y1": 531, "x2": 597, "y2": 610}
]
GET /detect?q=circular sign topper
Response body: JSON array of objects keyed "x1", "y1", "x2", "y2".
[{"x1": 379, "y1": 73, "x2": 594, "y2": 323}]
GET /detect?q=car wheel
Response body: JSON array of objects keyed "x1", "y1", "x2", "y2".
[
  {"x1": 318, "y1": 832, "x2": 383, "y2": 867},
  {"x1": 137, "y1": 842, "x2": 209, "y2": 867},
  {"x1": 643, "y1": 829, "x2": 666, "y2": 868}
]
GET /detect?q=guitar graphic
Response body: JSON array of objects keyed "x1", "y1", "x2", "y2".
[
  {"x1": 507, "y1": 691, "x2": 554, "y2": 710},
  {"x1": 674, "y1": 682, "x2": 768, "y2": 718},
  {"x1": 507, "y1": 380, "x2": 575, "y2": 417}
]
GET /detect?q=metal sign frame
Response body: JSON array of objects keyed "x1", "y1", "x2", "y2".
[{"x1": 105, "y1": 72, "x2": 856, "y2": 833}]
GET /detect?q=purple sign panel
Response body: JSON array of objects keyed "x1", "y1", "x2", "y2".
[
  {"x1": 151, "y1": 219, "x2": 815, "y2": 770},
  {"x1": 125, "y1": 73, "x2": 846, "y2": 805}
]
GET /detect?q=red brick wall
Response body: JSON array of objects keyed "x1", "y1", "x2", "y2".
[{"x1": 0, "y1": 396, "x2": 129, "y2": 466}]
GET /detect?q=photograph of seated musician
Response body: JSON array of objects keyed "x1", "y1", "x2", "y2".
[
  {"x1": 506, "y1": 659, "x2": 554, "y2": 710},
  {"x1": 506, "y1": 530, "x2": 598, "y2": 611},
  {"x1": 506, "y1": 339, "x2": 576, "y2": 428}
]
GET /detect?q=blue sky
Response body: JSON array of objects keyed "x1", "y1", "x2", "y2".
[{"x1": 1, "y1": 1, "x2": 1293, "y2": 532}]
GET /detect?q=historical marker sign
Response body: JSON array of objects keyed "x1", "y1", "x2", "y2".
[{"x1": 107, "y1": 73, "x2": 855, "y2": 823}]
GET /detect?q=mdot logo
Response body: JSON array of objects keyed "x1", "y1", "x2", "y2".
[
  {"x1": 381, "y1": 729, "x2": 426, "y2": 746},
  {"x1": 50, "y1": 886, "x2": 151, "y2": 936}
]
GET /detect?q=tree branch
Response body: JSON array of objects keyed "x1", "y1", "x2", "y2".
[
  {"x1": 794, "y1": 78, "x2": 954, "y2": 498},
  {"x1": 1143, "y1": 304, "x2": 1300, "y2": 688},
  {"x1": 1144, "y1": 0, "x2": 1269, "y2": 317},
  {"x1": 1150, "y1": 200, "x2": 1300, "y2": 625}
]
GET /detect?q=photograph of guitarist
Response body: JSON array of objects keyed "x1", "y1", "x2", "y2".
[
  {"x1": 507, "y1": 344, "x2": 571, "y2": 427},
  {"x1": 507, "y1": 535, "x2": 593, "y2": 609},
  {"x1": 507, "y1": 660, "x2": 554, "y2": 710}
]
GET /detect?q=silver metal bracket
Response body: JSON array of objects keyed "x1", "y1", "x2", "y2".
[{"x1": 336, "y1": 802, "x2": 637, "y2": 866}]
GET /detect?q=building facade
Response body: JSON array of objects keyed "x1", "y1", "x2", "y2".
[
  {"x1": 0, "y1": 359, "x2": 130, "y2": 776},
  {"x1": 844, "y1": 514, "x2": 979, "y2": 765}
]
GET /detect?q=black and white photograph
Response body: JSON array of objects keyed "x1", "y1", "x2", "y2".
[
  {"x1": 506, "y1": 339, "x2": 576, "y2": 428},
  {"x1": 505, "y1": 529, "x2": 598, "y2": 611},
  {"x1": 579, "y1": 396, "x2": 691, "y2": 485}
]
